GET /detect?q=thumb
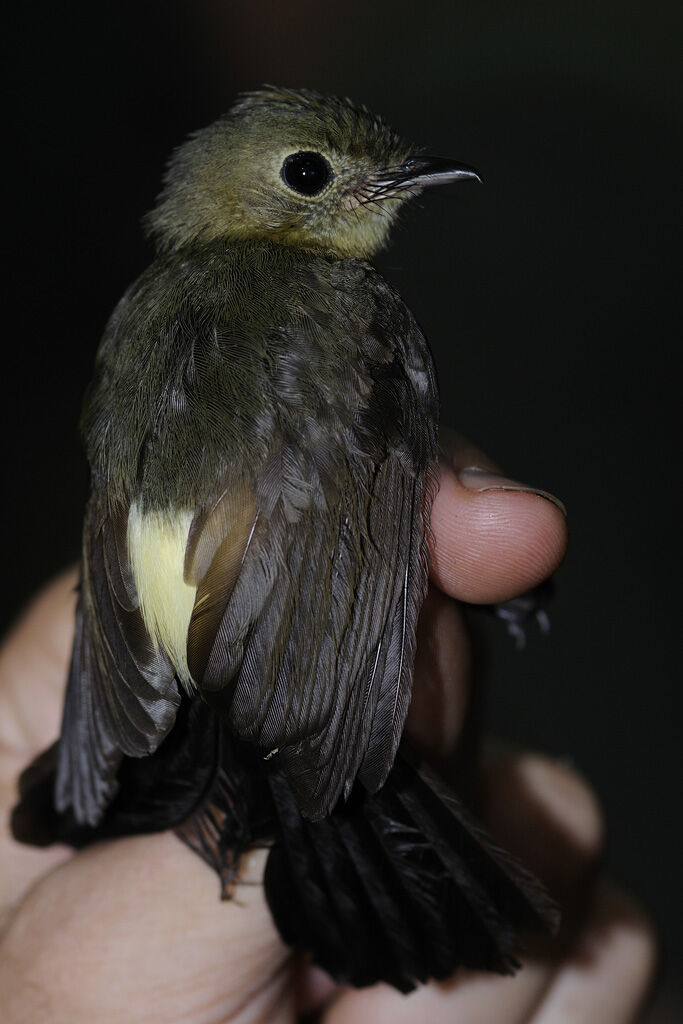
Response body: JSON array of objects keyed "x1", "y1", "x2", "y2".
[{"x1": 1, "y1": 831, "x2": 295, "y2": 1022}]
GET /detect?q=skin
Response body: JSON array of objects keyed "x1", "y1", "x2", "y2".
[{"x1": 0, "y1": 435, "x2": 656, "y2": 1022}]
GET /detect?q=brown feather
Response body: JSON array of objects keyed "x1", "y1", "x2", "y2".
[{"x1": 185, "y1": 487, "x2": 258, "y2": 683}]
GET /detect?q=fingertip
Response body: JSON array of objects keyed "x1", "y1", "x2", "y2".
[
  {"x1": 518, "y1": 755, "x2": 605, "y2": 865},
  {"x1": 592, "y1": 882, "x2": 659, "y2": 986},
  {"x1": 531, "y1": 882, "x2": 659, "y2": 1022},
  {"x1": 429, "y1": 465, "x2": 568, "y2": 603},
  {"x1": 479, "y1": 749, "x2": 605, "y2": 891}
]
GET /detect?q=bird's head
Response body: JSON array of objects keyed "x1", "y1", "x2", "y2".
[{"x1": 145, "y1": 87, "x2": 480, "y2": 259}]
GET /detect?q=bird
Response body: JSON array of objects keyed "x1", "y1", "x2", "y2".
[{"x1": 12, "y1": 87, "x2": 558, "y2": 992}]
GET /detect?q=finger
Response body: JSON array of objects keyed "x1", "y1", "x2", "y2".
[
  {"x1": 477, "y1": 749, "x2": 605, "y2": 900},
  {"x1": 0, "y1": 568, "x2": 78, "y2": 755},
  {"x1": 405, "y1": 585, "x2": 471, "y2": 760},
  {"x1": 430, "y1": 431, "x2": 567, "y2": 604},
  {"x1": 322, "y1": 754, "x2": 605, "y2": 1023},
  {"x1": 0, "y1": 838, "x2": 296, "y2": 1024},
  {"x1": 0, "y1": 571, "x2": 78, "y2": 926},
  {"x1": 322, "y1": 963, "x2": 554, "y2": 1024},
  {"x1": 529, "y1": 883, "x2": 657, "y2": 1024}
]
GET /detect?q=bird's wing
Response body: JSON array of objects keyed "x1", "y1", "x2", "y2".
[
  {"x1": 185, "y1": 263, "x2": 439, "y2": 819},
  {"x1": 55, "y1": 503, "x2": 180, "y2": 826}
]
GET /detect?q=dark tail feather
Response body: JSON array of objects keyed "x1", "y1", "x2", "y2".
[
  {"x1": 14, "y1": 721, "x2": 559, "y2": 992},
  {"x1": 10, "y1": 698, "x2": 252, "y2": 851},
  {"x1": 264, "y1": 754, "x2": 559, "y2": 992}
]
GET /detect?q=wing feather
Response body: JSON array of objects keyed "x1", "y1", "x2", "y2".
[
  {"x1": 188, "y1": 447, "x2": 434, "y2": 819},
  {"x1": 178, "y1": 262, "x2": 439, "y2": 820},
  {"x1": 55, "y1": 505, "x2": 180, "y2": 826}
]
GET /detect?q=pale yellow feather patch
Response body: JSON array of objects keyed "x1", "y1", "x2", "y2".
[{"x1": 127, "y1": 503, "x2": 196, "y2": 689}]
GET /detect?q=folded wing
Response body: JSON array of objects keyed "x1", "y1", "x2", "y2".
[{"x1": 55, "y1": 505, "x2": 180, "y2": 825}]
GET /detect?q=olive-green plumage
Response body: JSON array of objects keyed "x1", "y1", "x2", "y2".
[{"x1": 13, "y1": 88, "x2": 558, "y2": 992}]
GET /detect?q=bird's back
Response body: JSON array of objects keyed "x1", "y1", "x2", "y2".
[{"x1": 83, "y1": 239, "x2": 436, "y2": 514}]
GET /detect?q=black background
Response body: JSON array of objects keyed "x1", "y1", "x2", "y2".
[{"x1": 6, "y1": 1, "x2": 681, "y2": 1012}]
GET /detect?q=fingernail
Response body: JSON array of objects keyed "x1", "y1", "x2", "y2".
[{"x1": 457, "y1": 466, "x2": 567, "y2": 517}]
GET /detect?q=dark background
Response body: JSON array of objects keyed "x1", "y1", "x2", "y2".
[{"x1": 6, "y1": 1, "x2": 681, "y2": 1014}]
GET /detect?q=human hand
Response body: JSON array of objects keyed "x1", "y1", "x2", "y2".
[{"x1": 0, "y1": 436, "x2": 655, "y2": 1022}]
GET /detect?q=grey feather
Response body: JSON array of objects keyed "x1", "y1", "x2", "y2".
[{"x1": 55, "y1": 507, "x2": 180, "y2": 825}]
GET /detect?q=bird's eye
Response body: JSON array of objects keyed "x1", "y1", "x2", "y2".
[{"x1": 281, "y1": 151, "x2": 332, "y2": 196}]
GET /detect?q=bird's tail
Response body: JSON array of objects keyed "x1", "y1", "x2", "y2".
[
  {"x1": 264, "y1": 754, "x2": 559, "y2": 992},
  {"x1": 12, "y1": 715, "x2": 559, "y2": 993}
]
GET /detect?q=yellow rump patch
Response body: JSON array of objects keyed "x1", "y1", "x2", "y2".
[{"x1": 127, "y1": 503, "x2": 196, "y2": 689}]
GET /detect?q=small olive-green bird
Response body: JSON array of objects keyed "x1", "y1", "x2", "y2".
[{"x1": 13, "y1": 88, "x2": 557, "y2": 990}]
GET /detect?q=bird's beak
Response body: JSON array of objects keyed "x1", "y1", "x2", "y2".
[
  {"x1": 388, "y1": 156, "x2": 482, "y2": 189},
  {"x1": 348, "y1": 156, "x2": 481, "y2": 212}
]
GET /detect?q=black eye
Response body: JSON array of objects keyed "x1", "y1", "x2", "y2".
[{"x1": 281, "y1": 151, "x2": 332, "y2": 196}]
